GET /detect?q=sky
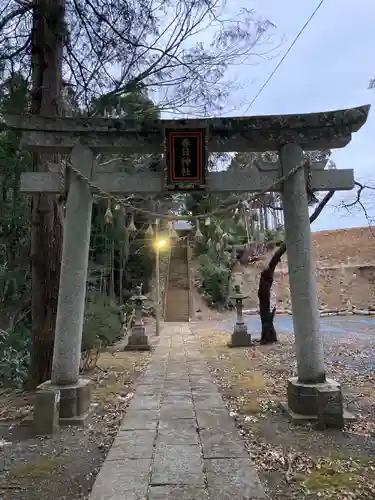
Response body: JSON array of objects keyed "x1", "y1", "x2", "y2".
[{"x1": 210, "y1": 0, "x2": 375, "y2": 231}]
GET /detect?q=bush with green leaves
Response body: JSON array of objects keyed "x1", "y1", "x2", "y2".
[
  {"x1": 0, "y1": 321, "x2": 31, "y2": 387},
  {"x1": 264, "y1": 229, "x2": 276, "y2": 242},
  {"x1": 264, "y1": 228, "x2": 284, "y2": 244},
  {"x1": 198, "y1": 252, "x2": 231, "y2": 306},
  {"x1": 82, "y1": 295, "x2": 123, "y2": 351},
  {"x1": 80, "y1": 295, "x2": 123, "y2": 371}
]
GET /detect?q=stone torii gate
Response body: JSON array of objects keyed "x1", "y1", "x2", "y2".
[{"x1": 4, "y1": 105, "x2": 370, "y2": 428}]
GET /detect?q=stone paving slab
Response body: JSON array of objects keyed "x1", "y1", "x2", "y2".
[
  {"x1": 160, "y1": 401, "x2": 195, "y2": 419},
  {"x1": 163, "y1": 388, "x2": 191, "y2": 395},
  {"x1": 135, "y1": 385, "x2": 165, "y2": 396},
  {"x1": 127, "y1": 394, "x2": 161, "y2": 411},
  {"x1": 204, "y1": 458, "x2": 267, "y2": 499},
  {"x1": 196, "y1": 408, "x2": 237, "y2": 431},
  {"x1": 158, "y1": 418, "x2": 199, "y2": 445},
  {"x1": 118, "y1": 415, "x2": 158, "y2": 431},
  {"x1": 163, "y1": 392, "x2": 192, "y2": 403},
  {"x1": 88, "y1": 324, "x2": 266, "y2": 500},
  {"x1": 164, "y1": 381, "x2": 191, "y2": 391},
  {"x1": 140, "y1": 372, "x2": 166, "y2": 380},
  {"x1": 118, "y1": 410, "x2": 160, "y2": 436},
  {"x1": 106, "y1": 429, "x2": 156, "y2": 460},
  {"x1": 138, "y1": 376, "x2": 165, "y2": 386},
  {"x1": 190, "y1": 376, "x2": 214, "y2": 388},
  {"x1": 152, "y1": 443, "x2": 205, "y2": 486},
  {"x1": 149, "y1": 485, "x2": 209, "y2": 499},
  {"x1": 122, "y1": 407, "x2": 159, "y2": 421},
  {"x1": 193, "y1": 392, "x2": 226, "y2": 409},
  {"x1": 200, "y1": 429, "x2": 249, "y2": 459},
  {"x1": 166, "y1": 373, "x2": 190, "y2": 380},
  {"x1": 89, "y1": 458, "x2": 151, "y2": 500}
]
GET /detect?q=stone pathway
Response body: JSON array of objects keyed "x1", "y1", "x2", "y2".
[{"x1": 89, "y1": 324, "x2": 266, "y2": 500}]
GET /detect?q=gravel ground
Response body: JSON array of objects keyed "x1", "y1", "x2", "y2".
[
  {"x1": 2, "y1": 316, "x2": 374, "y2": 500},
  {"x1": 192, "y1": 315, "x2": 375, "y2": 500},
  {"x1": 0, "y1": 417, "x2": 106, "y2": 499},
  {"x1": 0, "y1": 345, "x2": 152, "y2": 500}
]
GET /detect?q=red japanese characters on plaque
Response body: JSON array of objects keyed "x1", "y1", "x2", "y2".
[{"x1": 164, "y1": 127, "x2": 208, "y2": 191}]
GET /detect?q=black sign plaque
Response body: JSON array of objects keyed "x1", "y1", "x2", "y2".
[{"x1": 164, "y1": 127, "x2": 207, "y2": 191}]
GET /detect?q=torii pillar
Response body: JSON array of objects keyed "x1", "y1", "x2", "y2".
[
  {"x1": 279, "y1": 143, "x2": 335, "y2": 422},
  {"x1": 39, "y1": 144, "x2": 94, "y2": 426}
]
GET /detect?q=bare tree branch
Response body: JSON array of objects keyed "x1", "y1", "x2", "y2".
[
  {"x1": 0, "y1": 0, "x2": 278, "y2": 115},
  {"x1": 258, "y1": 189, "x2": 335, "y2": 344},
  {"x1": 342, "y1": 180, "x2": 375, "y2": 208}
]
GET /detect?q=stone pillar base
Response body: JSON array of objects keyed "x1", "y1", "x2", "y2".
[
  {"x1": 124, "y1": 325, "x2": 151, "y2": 351},
  {"x1": 33, "y1": 378, "x2": 93, "y2": 429},
  {"x1": 227, "y1": 324, "x2": 252, "y2": 348},
  {"x1": 282, "y1": 377, "x2": 355, "y2": 428},
  {"x1": 33, "y1": 388, "x2": 60, "y2": 435}
]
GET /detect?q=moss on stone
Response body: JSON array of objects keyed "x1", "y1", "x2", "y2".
[
  {"x1": 303, "y1": 455, "x2": 375, "y2": 493},
  {"x1": 93, "y1": 381, "x2": 125, "y2": 404},
  {"x1": 236, "y1": 371, "x2": 267, "y2": 391},
  {"x1": 238, "y1": 399, "x2": 262, "y2": 415},
  {"x1": 304, "y1": 469, "x2": 359, "y2": 490},
  {"x1": 9, "y1": 455, "x2": 68, "y2": 479}
]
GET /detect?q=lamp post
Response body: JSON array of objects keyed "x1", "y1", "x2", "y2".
[{"x1": 154, "y1": 219, "x2": 167, "y2": 337}]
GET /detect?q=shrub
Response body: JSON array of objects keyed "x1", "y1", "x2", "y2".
[
  {"x1": 83, "y1": 295, "x2": 123, "y2": 347},
  {"x1": 198, "y1": 253, "x2": 230, "y2": 306},
  {"x1": 0, "y1": 322, "x2": 31, "y2": 387},
  {"x1": 264, "y1": 229, "x2": 277, "y2": 242},
  {"x1": 81, "y1": 296, "x2": 123, "y2": 371}
]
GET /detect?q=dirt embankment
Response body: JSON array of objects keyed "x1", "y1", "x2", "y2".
[{"x1": 240, "y1": 226, "x2": 375, "y2": 311}]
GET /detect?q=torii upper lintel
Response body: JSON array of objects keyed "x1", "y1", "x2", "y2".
[{"x1": 2, "y1": 104, "x2": 371, "y2": 153}]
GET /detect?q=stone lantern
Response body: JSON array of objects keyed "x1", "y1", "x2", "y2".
[
  {"x1": 124, "y1": 285, "x2": 151, "y2": 351},
  {"x1": 227, "y1": 274, "x2": 252, "y2": 348}
]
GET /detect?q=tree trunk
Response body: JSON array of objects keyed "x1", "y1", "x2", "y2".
[
  {"x1": 258, "y1": 190, "x2": 335, "y2": 344},
  {"x1": 259, "y1": 206, "x2": 264, "y2": 233},
  {"x1": 27, "y1": 0, "x2": 64, "y2": 388},
  {"x1": 258, "y1": 243, "x2": 286, "y2": 344},
  {"x1": 263, "y1": 205, "x2": 269, "y2": 231},
  {"x1": 110, "y1": 239, "x2": 115, "y2": 299},
  {"x1": 249, "y1": 210, "x2": 255, "y2": 239}
]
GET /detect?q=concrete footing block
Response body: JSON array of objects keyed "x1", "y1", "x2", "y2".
[
  {"x1": 31, "y1": 378, "x2": 93, "y2": 431},
  {"x1": 125, "y1": 326, "x2": 151, "y2": 351},
  {"x1": 124, "y1": 344, "x2": 152, "y2": 352},
  {"x1": 227, "y1": 325, "x2": 252, "y2": 348},
  {"x1": 33, "y1": 388, "x2": 60, "y2": 435},
  {"x1": 283, "y1": 377, "x2": 355, "y2": 429}
]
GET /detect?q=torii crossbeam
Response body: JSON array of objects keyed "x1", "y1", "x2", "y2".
[{"x1": 19, "y1": 160, "x2": 354, "y2": 194}]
